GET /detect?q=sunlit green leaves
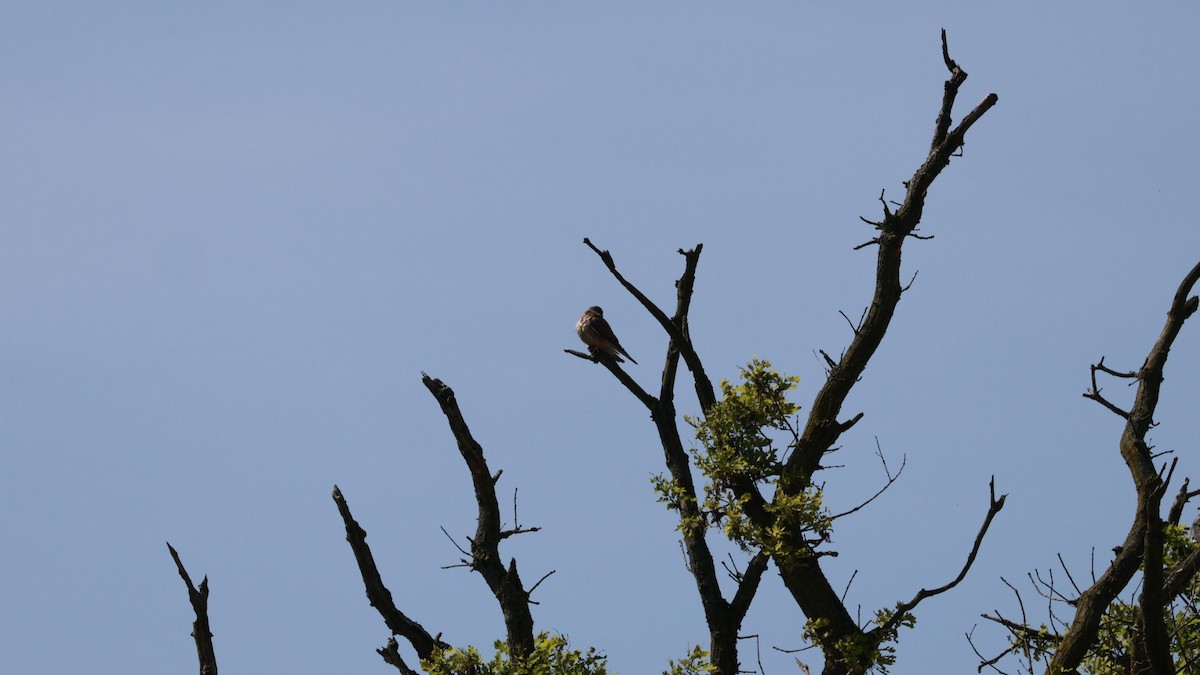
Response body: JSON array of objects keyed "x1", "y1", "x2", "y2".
[
  {"x1": 1076, "y1": 524, "x2": 1200, "y2": 674},
  {"x1": 421, "y1": 632, "x2": 609, "y2": 675},
  {"x1": 662, "y1": 645, "x2": 718, "y2": 675},
  {"x1": 679, "y1": 359, "x2": 830, "y2": 555}
]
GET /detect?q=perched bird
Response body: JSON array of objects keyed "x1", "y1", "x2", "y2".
[{"x1": 576, "y1": 306, "x2": 637, "y2": 364}]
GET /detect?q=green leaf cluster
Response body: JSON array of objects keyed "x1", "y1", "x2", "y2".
[
  {"x1": 663, "y1": 359, "x2": 830, "y2": 555},
  {"x1": 1078, "y1": 524, "x2": 1200, "y2": 674},
  {"x1": 661, "y1": 645, "x2": 718, "y2": 675},
  {"x1": 421, "y1": 632, "x2": 609, "y2": 675},
  {"x1": 692, "y1": 358, "x2": 799, "y2": 485},
  {"x1": 802, "y1": 608, "x2": 915, "y2": 674}
]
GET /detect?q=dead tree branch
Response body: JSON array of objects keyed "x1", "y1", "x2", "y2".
[
  {"x1": 1165, "y1": 477, "x2": 1200, "y2": 526},
  {"x1": 830, "y1": 442, "x2": 907, "y2": 521},
  {"x1": 582, "y1": 239, "x2": 717, "y2": 411},
  {"x1": 579, "y1": 31, "x2": 998, "y2": 675},
  {"x1": 1047, "y1": 258, "x2": 1200, "y2": 674},
  {"x1": 578, "y1": 241, "x2": 765, "y2": 674},
  {"x1": 875, "y1": 478, "x2": 1006, "y2": 637},
  {"x1": 332, "y1": 486, "x2": 446, "y2": 668},
  {"x1": 166, "y1": 542, "x2": 219, "y2": 675},
  {"x1": 377, "y1": 638, "x2": 420, "y2": 675},
  {"x1": 759, "y1": 32, "x2": 998, "y2": 670},
  {"x1": 422, "y1": 373, "x2": 538, "y2": 660}
]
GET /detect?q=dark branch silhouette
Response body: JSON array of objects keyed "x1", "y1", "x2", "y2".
[
  {"x1": 167, "y1": 543, "x2": 219, "y2": 675},
  {"x1": 875, "y1": 478, "x2": 1007, "y2": 638},
  {"x1": 576, "y1": 31, "x2": 1000, "y2": 675},
  {"x1": 332, "y1": 485, "x2": 446, "y2": 670},
  {"x1": 157, "y1": 29, "x2": 1200, "y2": 675},
  {"x1": 421, "y1": 373, "x2": 539, "y2": 660},
  {"x1": 576, "y1": 241, "x2": 765, "y2": 674},
  {"x1": 1045, "y1": 259, "x2": 1200, "y2": 674}
]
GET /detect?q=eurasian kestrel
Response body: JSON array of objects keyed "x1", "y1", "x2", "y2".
[{"x1": 576, "y1": 306, "x2": 637, "y2": 364}]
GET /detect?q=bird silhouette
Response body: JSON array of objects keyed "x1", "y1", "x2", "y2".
[{"x1": 576, "y1": 306, "x2": 637, "y2": 364}]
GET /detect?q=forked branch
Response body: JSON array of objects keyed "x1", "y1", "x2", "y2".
[
  {"x1": 577, "y1": 240, "x2": 758, "y2": 674},
  {"x1": 421, "y1": 373, "x2": 538, "y2": 660},
  {"x1": 760, "y1": 34, "x2": 998, "y2": 670},
  {"x1": 582, "y1": 239, "x2": 717, "y2": 411},
  {"x1": 167, "y1": 542, "x2": 219, "y2": 675},
  {"x1": 1047, "y1": 259, "x2": 1200, "y2": 674}
]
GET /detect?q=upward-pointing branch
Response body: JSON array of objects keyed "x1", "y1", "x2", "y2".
[
  {"x1": 331, "y1": 485, "x2": 446, "y2": 670},
  {"x1": 422, "y1": 373, "x2": 537, "y2": 660},
  {"x1": 1050, "y1": 259, "x2": 1200, "y2": 674},
  {"x1": 167, "y1": 543, "x2": 219, "y2": 675},
  {"x1": 762, "y1": 32, "x2": 998, "y2": 672},
  {"x1": 579, "y1": 241, "x2": 762, "y2": 675}
]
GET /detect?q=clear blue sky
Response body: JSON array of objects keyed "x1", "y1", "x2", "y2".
[{"x1": 3, "y1": 4, "x2": 1199, "y2": 674}]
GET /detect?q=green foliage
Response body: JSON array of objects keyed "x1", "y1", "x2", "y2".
[
  {"x1": 677, "y1": 359, "x2": 831, "y2": 555},
  {"x1": 1077, "y1": 524, "x2": 1200, "y2": 674},
  {"x1": 692, "y1": 359, "x2": 799, "y2": 485},
  {"x1": 662, "y1": 645, "x2": 717, "y2": 675},
  {"x1": 802, "y1": 609, "x2": 915, "y2": 674},
  {"x1": 866, "y1": 607, "x2": 916, "y2": 672},
  {"x1": 760, "y1": 489, "x2": 832, "y2": 569},
  {"x1": 421, "y1": 632, "x2": 609, "y2": 675}
]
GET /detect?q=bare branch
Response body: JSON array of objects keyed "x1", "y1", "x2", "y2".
[
  {"x1": 966, "y1": 625, "x2": 1016, "y2": 675},
  {"x1": 1001, "y1": 576, "x2": 1035, "y2": 670},
  {"x1": 830, "y1": 452, "x2": 907, "y2": 521},
  {"x1": 376, "y1": 638, "x2": 419, "y2": 675},
  {"x1": 841, "y1": 570, "x2": 859, "y2": 604},
  {"x1": 422, "y1": 373, "x2": 537, "y2": 659},
  {"x1": 527, "y1": 570, "x2": 556, "y2": 598},
  {"x1": 838, "y1": 310, "x2": 861, "y2": 337},
  {"x1": 1083, "y1": 356, "x2": 1133, "y2": 418},
  {"x1": 931, "y1": 28, "x2": 963, "y2": 147},
  {"x1": 578, "y1": 239, "x2": 776, "y2": 674},
  {"x1": 566, "y1": 346, "x2": 660, "y2": 410},
  {"x1": 1049, "y1": 259, "x2": 1200, "y2": 673},
  {"x1": 582, "y1": 238, "x2": 717, "y2": 411},
  {"x1": 737, "y1": 633, "x2": 768, "y2": 675},
  {"x1": 732, "y1": 34, "x2": 1000, "y2": 666},
  {"x1": 1057, "y1": 553, "x2": 1083, "y2": 598},
  {"x1": 1141, "y1": 466, "x2": 1174, "y2": 674},
  {"x1": 439, "y1": 525, "x2": 471, "y2": 562},
  {"x1": 331, "y1": 486, "x2": 447, "y2": 661},
  {"x1": 818, "y1": 349, "x2": 839, "y2": 370},
  {"x1": 167, "y1": 543, "x2": 219, "y2": 675},
  {"x1": 875, "y1": 477, "x2": 1006, "y2": 636},
  {"x1": 1094, "y1": 356, "x2": 1138, "y2": 379},
  {"x1": 1165, "y1": 477, "x2": 1200, "y2": 526}
]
